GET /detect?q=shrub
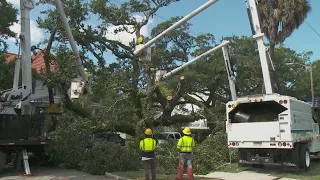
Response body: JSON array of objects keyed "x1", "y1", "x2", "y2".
[
  {"x1": 194, "y1": 132, "x2": 238, "y2": 175},
  {"x1": 79, "y1": 143, "x2": 140, "y2": 175},
  {"x1": 155, "y1": 140, "x2": 179, "y2": 174},
  {"x1": 46, "y1": 113, "x2": 91, "y2": 169}
]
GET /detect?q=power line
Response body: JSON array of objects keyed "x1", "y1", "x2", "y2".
[
  {"x1": 305, "y1": 20, "x2": 320, "y2": 39},
  {"x1": 153, "y1": 14, "x2": 167, "y2": 21}
]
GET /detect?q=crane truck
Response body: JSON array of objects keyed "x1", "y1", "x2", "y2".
[
  {"x1": 0, "y1": 0, "x2": 90, "y2": 175},
  {"x1": 226, "y1": 0, "x2": 320, "y2": 171}
]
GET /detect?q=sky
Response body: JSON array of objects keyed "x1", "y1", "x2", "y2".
[{"x1": 5, "y1": 0, "x2": 320, "y2": 64}]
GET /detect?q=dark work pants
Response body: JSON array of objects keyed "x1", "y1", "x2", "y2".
[{"x1": 143, "y1": 158, "x2": 156, "y2": 180}]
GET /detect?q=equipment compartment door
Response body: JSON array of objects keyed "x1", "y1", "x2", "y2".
[{"x1": 279, "y1": 122, "x2": 291, "y2": 140}]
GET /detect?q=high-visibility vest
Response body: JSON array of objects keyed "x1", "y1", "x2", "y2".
[
  {"x1": 137, "y1": 37, "x2": 144, "y2": 45},
  {"x1": 177, "y1": 136, "x2": 195, "y2": 152},
  {"x1": 85, "y1": 71, "x2": 90, "y2": 78},
  {"x1": 140, "y1": 138, "x2": 156, "y2": 152}
]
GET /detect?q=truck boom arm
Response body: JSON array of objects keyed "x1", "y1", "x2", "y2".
[
  {"x1": 161, "y1": 40, "x2": 230, "y2": 80},
  {"x1": 222, "y1": 41, "x2": 237, "y2": 101},
  {"x1": 159, "y1": 40, "x2": 237, "y2": 101},
  {"x1": 54, "y1": 0, "x2": 92, "y2": 95},
  {"x1": 134, "y1": 0, "x2": 220, "y2": 55},
  {"x1": 246, "y1": 0, "x2": 273, "y2": 94}
]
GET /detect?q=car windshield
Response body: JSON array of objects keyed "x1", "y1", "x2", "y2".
[
  {"x1": 154, "y1": 134, "x2": 167, "y2": 140},
  {"x1": 174, "y1": 134, "x2": 181, "y2": 139}
]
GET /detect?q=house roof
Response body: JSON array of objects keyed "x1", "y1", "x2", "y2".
[{"x1": 4, "y1": 49, "x2": 56, "y2": 73}]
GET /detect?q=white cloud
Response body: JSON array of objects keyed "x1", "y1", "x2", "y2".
[
  {"x1": 6, "y1": 0, "x2": 19, "y2": 5},
  {"x1": 9, "y1": 18, "x2": 45, "y2": 43},
  {"x1": 105, "y1": 15, "x2": 154, "y2": 46},
  {"x1": 6, "y1": 0, "x2": 44, "y2": 43}
]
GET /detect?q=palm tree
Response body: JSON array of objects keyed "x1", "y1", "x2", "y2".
[{"x1": 258, "y1": 0, "x2": 311, "y2": 61}]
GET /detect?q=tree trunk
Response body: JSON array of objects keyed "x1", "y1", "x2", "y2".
[
  {"x1": 44, "y1": 29, "x2": 57, "y2": 104},
  {"x1": 269, "y1": 42, "x2": 276, "y2": 63}
]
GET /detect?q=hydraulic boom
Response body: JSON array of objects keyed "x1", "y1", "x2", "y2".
[{"x1": 246, "y1": 0, "x2": 273, "y2": 94}]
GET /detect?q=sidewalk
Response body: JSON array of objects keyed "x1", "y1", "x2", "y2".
[{"x1": 196, "y1": 171, "x2": 299, "y2": 180}]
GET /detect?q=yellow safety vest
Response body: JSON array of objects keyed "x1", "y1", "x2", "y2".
[
  {"x1": 177, "y1": 136, "x2": 195, "y2": 152},
  {"x1": 140, "y1": 138, "x2": 156, "y2": 152},
  {"x1": 137, "y1": 37, "x2": 144, "y2": 45},
  {"x1": 85, "y1": 71, "x2": 90, "y2": 78}
]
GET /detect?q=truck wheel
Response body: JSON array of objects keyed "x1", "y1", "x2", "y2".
[
  {"x1": 0, "y1": 151, "x2": 6, "y2": 172},
  {"x1": 252, "y1": 164, "x2": 264, "y2": 168},
  {"x1": 15, "y1": 152, "x2": 22, "y2": 171},
  {"x1": 299, "y1": 145, "x2": 310, "y2": 171}
]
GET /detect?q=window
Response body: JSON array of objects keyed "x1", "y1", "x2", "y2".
[
  {"x1": 174, "y1": 134, "x2": 181, "y2": 139},
  {"x1": 155, "y1": 134, "x2": 167, "y2": 140},
  {"x1": 109, "y1": 135, "x2": 121, "y2": 142},
  {"x1": 168, "y1": 134, "x2": 175, "y2": 139}
]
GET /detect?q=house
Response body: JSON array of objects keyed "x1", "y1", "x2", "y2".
[
  {"x1": 3, "y1": 50, "x2": 60, "y2": 105},
  {"x1": 4, "y1": 49, "x2": 56, "y2": 73}
]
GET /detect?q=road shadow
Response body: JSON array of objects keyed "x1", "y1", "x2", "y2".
[{"x1": 245, "y1": 157, "x2": 320, "y2": 179}]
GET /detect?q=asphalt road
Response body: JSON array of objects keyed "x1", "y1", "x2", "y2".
[{"x1": 0, "y1": 167, "x2": 111, "y2": 180}]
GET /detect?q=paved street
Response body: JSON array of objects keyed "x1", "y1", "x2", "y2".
[
  {"x1": 197, "y1": 171, "x2": 298, "y2": 180},
  {"x1": 0, "y1": 167, "x2": 111, "y2": 180}
]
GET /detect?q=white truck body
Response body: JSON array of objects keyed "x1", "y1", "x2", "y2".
[
  {"x1": 226, "y1": 94, "x2": 320, "y2": 152},
  {"x1": 226, "y1": 94, "x2": 320, "y2": 169}
]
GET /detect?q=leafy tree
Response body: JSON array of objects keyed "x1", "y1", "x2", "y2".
[
  {"x1": 258, "y1": 0, "x2": 311, "y2": 60},
  {"x1": 0, "y1": 55, "x2": 15, "y2": 91},
  {"x1": 0, "y1": 1, "x2": 18, "y2": 91},
  {"x1": 0, "y1": 0, "x2": 18, "y2": 51},
  {"x1": 35, "y1": 0, "x2": 318, "y2": 137}
]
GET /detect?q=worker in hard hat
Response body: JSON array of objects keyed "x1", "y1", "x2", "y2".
[
  {"x1": 176, "y1": 127, "x2": 196, "y2": 180},
  {"x1": 140, "y1": 128, "x2": 157, "y2": 180},
  {"x1": 84, "y1": 68, "x2": 89, "y2": 78},
  {"x1": 137, "y1": 34, "x2": 144, "y2": 45},
  {"x1": 149, "y1": 67, "x2": 156, "y2": 72}
]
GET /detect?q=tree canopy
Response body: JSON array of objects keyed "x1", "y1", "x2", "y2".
[{"x1": 0, "y1": 0, "x2": 317, "y2": 136}]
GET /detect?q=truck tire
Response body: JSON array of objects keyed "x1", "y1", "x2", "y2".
[
  {"x1": 252, "y1": 164, "x2": 264, "y2": 168},
  {"x1": 299, "y1": 144, "x2": 310, "y2": 171},
  {"x1": 0, "y1": 151, "x2": 6, "y2": 172},
  {"x1": 15, "y1": 152, "x2": 22, "y2": 171}
]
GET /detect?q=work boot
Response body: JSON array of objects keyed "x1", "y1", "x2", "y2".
[
  {"x1": 176, "y1": 157, "x2": 184, "y2": 180},
  {"x1": 187, "y1": 167, "x2": 194, "y2": 180}
]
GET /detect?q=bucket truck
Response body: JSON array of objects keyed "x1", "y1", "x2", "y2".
[
  {"x1": 0, "y1": 0, "x2": 91, "y2": 175},
  {"x1": 226, "y1": 0, "x2": 320, "y2": 171}
]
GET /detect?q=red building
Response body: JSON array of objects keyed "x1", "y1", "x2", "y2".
[{"x1": 3, "y1": 49, "x2": 56, "y2": 73}]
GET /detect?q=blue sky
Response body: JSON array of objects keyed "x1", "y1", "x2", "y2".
[{"x1": 6, "y1": 0, "x2": 320, "y2": 64}]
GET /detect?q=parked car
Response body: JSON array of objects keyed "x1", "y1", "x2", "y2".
[
  {"x1": 86, "y1": 132, "x2": 125, "y2": 149},
  {"x1": 154, "y1": 132, "x2": 181, "y2": 145}
]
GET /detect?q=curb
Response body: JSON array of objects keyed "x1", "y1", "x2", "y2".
[{"x1": 105, "y1": 172, "x2": 134, "y2": 180}]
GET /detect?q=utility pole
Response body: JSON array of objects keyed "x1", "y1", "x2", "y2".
[
  {"x1": 287, "y1": 62, "x2": 315, "y2": 113},
  {"x1": 309, "y1": 63, "x2": 315, "y2": 112}
]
